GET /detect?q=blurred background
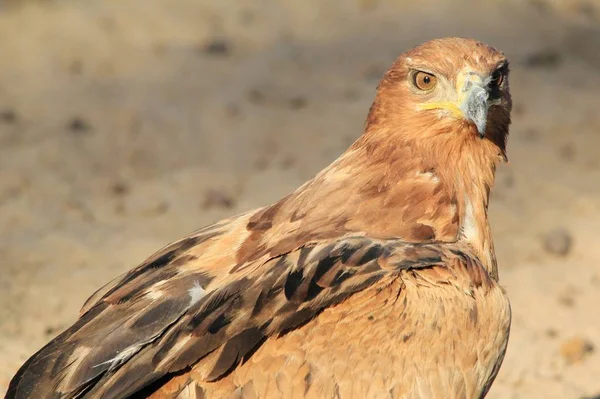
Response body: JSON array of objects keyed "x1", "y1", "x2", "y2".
[{"x1": 1, "y1": 0, "x2": 600, "y2": 397}]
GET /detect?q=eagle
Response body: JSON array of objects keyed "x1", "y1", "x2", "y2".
[{"x1": 7, "y1": 37, "x2": 512, "y2": 399}]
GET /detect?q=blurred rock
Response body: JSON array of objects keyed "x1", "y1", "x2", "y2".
[
  {"x1": 280, "y1": 155, "x2": 296, "y2": 169},
  {"x1": 513, "y1": 102, "x2": 526, "y2": 117},
  {"x1": 559, "y1": 142, "x2": 576, "y2": 161},
  {"x1": 546, "y1": 328, "x2": 559, "y2": 338},
  {"x1": 247, "y1": 88, "x2": 267, "y2": 105},
  {"x1": 560, "y1": 336, "x2": 594, "y2": 364},
  {"x1": 69, "y1": 59, "x2": 83, "y2": 76},
  {"x1": 67, "y1": 117, "x2": 91, "y2": 134},
  {"x1": 522, "y1": 128, "x2": 540, "y2": 142},
  {"x1": 288, "y1": 96, "x2": 307, "y2": 110},
  {"x1": 521, "y1": 49, "x2": 562, "y2": 69},
  {"x1": 201, "y1": 39, "x2": 231, "y2": 57},
  {"x1": 253, "y1": 156, "x2": 269, "y2": 170},
  {"x1": 141, "y1": 200, "x2": 169, "y2": 216},
  {"x1": 543, "y1": 228, "x2": 573, "y2": 256},
  {"x1": 0, "y1": 109, "x2": 17, "y2": 124},
  {"x1": 239, "y1": 9, "x2": 255, "y2": 26},
  {"x1": 577, "y1": 1, "x2": 598, "y2": 21},
  {"x1": 558, "y1": 294, "x2": 575, "y2": 308},
  {"x1": 110, "y1": 181, "x2": 130, "y2": 197},
  {"x1": 498, "y1": 170, "x2": 515, "y2": 189},
  {"x1": 44, "y1": 324, "x2": 65, "y2": 337},
  {"x1": 225, "y1": 103, "x2": 242, "y2": 119},
  {"x1": 567, "y1": 26, "x2": 600, "y2": 69},
  {"x1": 202, "y1": 189, "x2": 235, "y2": 209}
]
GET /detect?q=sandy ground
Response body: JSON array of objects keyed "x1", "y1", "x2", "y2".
[{"x1": 1, "y1": 0, "x2": 600, "y2": 397}]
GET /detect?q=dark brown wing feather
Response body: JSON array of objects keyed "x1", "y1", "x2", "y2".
[{"x1": 7, "y1": 234, "x2": 455, "y2": 399}]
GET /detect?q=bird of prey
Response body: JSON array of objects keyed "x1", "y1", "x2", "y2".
[{"x1": 7, "y1": 37, "x2": 512, "y2": 399}]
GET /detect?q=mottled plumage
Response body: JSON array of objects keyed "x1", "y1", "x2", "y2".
[{"x1": 8, "y1": 37, "x2": 512, "y2": 399}]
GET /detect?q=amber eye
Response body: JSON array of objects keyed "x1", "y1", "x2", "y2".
[
  {"x1": 490, "y1": 69, "x2": 504, "y2": 87},
  {"x1": 413, "y1": 71, "x2": 437, "y2": 91}
]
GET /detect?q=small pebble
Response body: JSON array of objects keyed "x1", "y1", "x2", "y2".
[
  {"x1": 522, "y1": 128, "x2": 539, "y2": 142},
  {"x1": 543, "y1": 228, "x2": 573, "y2": 256},
  {"x1": 513, "y1": 102, "x2": 526, "y2": 117},
  {"x1": 247, "y1": 88, "x2": 266, "y2": 104},
  {"x1": 225, "y1": 103, "x2": 241, "y2": 118},
  {"x1": 559, "y1": 142, "x2": 576, "y2": 161},
  {"x1": 0, "y1": 108, "x2": 17, "y2": 123},
  {"x1": 44, "y1": 324, "x2": 66, "y2": 337},
  {"x1": 239, "y1": 9, "x2": 255, "y2": 26},
  {"x1": 522, "y1": 49, "x2": 562, "y2": 69},
  {"x1": 202, "y1": 189, "x2": 235, "y2": 209},
  {"x1": 44, "y1": 325, "x2": 58, "y2": 336},
  {"x1": 288, "y1": 96, "x2": 307, "y2": 110},
  {"x1": 142, "y1": 201, "x2": 169, "y2": 216},
  {"x1": 253, "y1": 156, "x2": 269, "y2": 170},
  {"x1": 545, "y1": 328, "x2": 558, "y2": 338},
  {"x1": 499, "y1": 171, "x2": 514, "y2": 189},
  {"x1": 578, "y1": 2, "x2": 597, "y2": 19},
  {"x1": 560, "y1": 336, "x2": 594, "y2": 364},
  {"x1": 68, "y1": 117, "x2": 91, "y2": 133},
  {"x1": 558, "y1": 295, "x2": 575, "y2": 308},
  {"x1": 110, "y1": 181, "x2": 129, "y2": 196},
  {"x1": 202, "y1": 39, "x2": 231, "y2": 56},
  {"x1": 280, "y1": 155, "x2": 296, "y2": 169},
  {"x1": 69, "y1": 59, "x2": 83, "y2": 75}
]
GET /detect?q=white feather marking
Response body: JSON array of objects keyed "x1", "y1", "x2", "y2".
[
  {"x1": 93, "y1": 344, "x2": 143, "y2": 370},
  {"x1": 188, "y1": 280, "x2": 206, "y2": 306},
  {"x1": 146, "y1": 289, "x2": 163, "y2": 300},
  {"x1": 461, "y1": 197, "x2": 479, "y2": 242},
  {"x1": 415, "y1": 170, "x2": 439, "y2": 183}
]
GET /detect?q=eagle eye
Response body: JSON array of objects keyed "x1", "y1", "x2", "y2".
[
  {"x1": 413, "y1": 71, "x2": 437, "y2": 91},
  {"x1": 490, "y1": 69, "x2": 504, "y2": 88}
]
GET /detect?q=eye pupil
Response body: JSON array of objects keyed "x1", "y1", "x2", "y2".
[{"x1": 413, "y1": 71, "x2": 437, "y2": 91}]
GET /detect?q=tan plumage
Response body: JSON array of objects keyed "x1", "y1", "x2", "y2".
[{"x1": 7, "y1": 37, "x2": 512, "y2": 399}]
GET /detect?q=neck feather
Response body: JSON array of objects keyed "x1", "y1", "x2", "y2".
[{"x1": 345, "y1": 121, "x2": 502, "y2": 277}]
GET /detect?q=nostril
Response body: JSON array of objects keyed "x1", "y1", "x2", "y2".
[{"x1": 462, "y1": 80, "x2": 472, "y2": 92}]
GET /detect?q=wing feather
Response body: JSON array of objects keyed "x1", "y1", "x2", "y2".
[{"x1": 7, "y1": 231, "x2": 469, "y2": 399}]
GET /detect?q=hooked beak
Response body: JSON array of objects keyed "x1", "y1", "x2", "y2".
[
  {"x1": 459, "y1": 77, "x2": 489, "y2": 137},
  {"x1": 418, "y1": 72, "x2": 493, "y2": 138}
]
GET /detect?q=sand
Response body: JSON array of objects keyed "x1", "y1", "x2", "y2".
[{"x1": 1, "y1": 0, "x2": 600, "y2": 397}]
